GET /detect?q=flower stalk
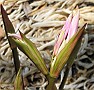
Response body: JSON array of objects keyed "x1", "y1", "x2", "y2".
[{"x1": 46, "y1": 75, "x2": 57, "y2": 90}]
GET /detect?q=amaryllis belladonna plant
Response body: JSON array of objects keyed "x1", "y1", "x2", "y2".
[{"x1": 1, "y1": 4, "x2": 86, "y2": 90}]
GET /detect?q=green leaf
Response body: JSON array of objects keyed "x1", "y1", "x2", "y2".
[
  {"x1": 1, "y1": 5, "x2": 20, "y2": 74},
  {"x1": 67, "y1": 25, "x2": 86, "y2": 67},
  {"x1": 10, "y1": 31, "x2": 48, "y2": 75},
  {"x1": 59, "y1": 25, "x2": 86, "y2": 90},
  {"x1": 50, "y1": 24, "x2": 86, "y2": 78},
  {"x1": 14, "y1": 67, "x2": 24, "y2": 90}
]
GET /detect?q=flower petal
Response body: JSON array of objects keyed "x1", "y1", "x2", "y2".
[
  {"x1": 53, "y1": 13, "x2": 72, "y2": 56},
  {"x1": 67, "y1": 11, "x2": 80, "y2": 42},
  {"x1": 8, "y1": 33, "x2": 22, "y2": 39}
]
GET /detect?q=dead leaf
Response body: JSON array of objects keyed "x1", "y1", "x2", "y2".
[{"x1": 0, "y1": 26, "x2": 5, "y2": 40}]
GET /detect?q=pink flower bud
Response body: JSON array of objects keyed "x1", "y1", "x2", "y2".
[{"x1": 53, "y1": 11, "x2": 79, "y2": 56}]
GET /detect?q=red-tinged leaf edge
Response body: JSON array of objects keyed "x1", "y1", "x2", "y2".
[
  {"x1": 59, "y1": 24, "x2": 86, "y2": 90},
  {"x1": 1, "y1": 4, "x2": 20, "y2": 74}
]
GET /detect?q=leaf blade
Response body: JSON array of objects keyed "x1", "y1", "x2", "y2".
[
  {"x1": 1, "y1": 5, "x2": 20, "y2": 74},
  {"x1": 9, "y1": 31, "x2": 49, "y2": 75},
  {"x1": 14, "y1": 67, "x2": 24, "y2": 90}
]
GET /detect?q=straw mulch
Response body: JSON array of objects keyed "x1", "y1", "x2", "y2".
[{"x1": 0, "y1": 0, "x2": 94, "y2": 90}]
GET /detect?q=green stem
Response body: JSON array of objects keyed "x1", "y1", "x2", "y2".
[
  {"x1": 46, "y1": 75, "x2": 57, "y2": 90},
  {"x1": 59, "y1": 65, "x2": 70, "y2": 90}
]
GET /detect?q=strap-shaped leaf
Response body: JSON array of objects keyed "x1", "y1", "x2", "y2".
[
  {"x1": 1, "y1": 5, "x2": 16, "y2": 48},
  {"x1": 9, "y1": 31, "x2": 48, "y2": 75},
  {"x1": 67, "y1": 25, "x2": 86, "y2": 67},
  {"x1": 1, "y1": 5, "x2": 20, "y2": 74},
  {"x1": 50, "y1": 24, "x2": 86, "y2": 78},
  {"x1": 14, "y1": 67, "x2": 24, "y2": 90}
]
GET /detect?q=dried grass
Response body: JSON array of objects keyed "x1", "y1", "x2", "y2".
[{"x1": 0, "y1": 0, "x2": 94, "y2": 90}]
